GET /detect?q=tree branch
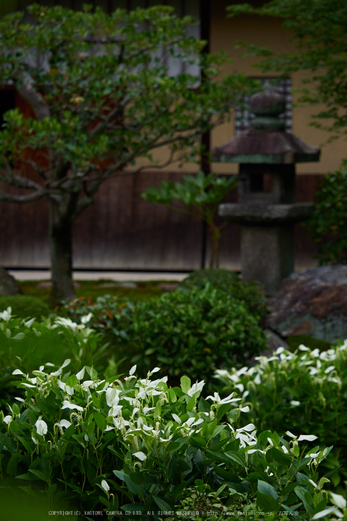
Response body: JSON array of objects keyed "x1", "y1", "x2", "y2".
[{"x1": 17, "y1": 81, "x2": 50, "y2": 121}]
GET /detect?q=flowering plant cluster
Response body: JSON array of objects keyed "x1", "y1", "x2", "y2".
[
  {"x1": 0, "y1": 359, "x2": 341, "y2": 519},
  {"x1": 0, "y1": 307, "x2": 107, "y2": 409},
  {"x1": 215, "y1": 342, "x2": 347, "y2": 490}
]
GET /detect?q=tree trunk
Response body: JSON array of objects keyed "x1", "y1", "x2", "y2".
[
  {"x1": 49, "y1": 201, "x2": 76, "y2": 303},
  {"x1": 209, "y1": 224, "x2": 221, "y2": 268}
]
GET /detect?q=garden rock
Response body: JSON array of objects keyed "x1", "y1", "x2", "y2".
[
  {"x1": 0, "y1": 268, "x2": 20, "y2": 296},
  {"x1": 267, "y1": 265, "x2": 347, "y2": 342}
]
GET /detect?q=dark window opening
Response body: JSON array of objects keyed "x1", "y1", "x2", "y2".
[{"x1": 0, "y1": 89, "x2": 16, "y2": 129}]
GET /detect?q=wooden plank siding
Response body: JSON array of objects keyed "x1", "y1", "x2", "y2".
[{"x1": 1, "y1": 172, "x2": 323, "y2": 272}]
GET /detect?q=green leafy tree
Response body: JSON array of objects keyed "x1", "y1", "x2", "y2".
[
  {"x1": 227, "y1": 0, "x2": 347, "y2": 139},
  {"x1": 307, "y1": 164, "x2": 347, "y2": 264},
  {"x1": 0, "y1": 4, "x2": 253, "y2": 301},
  {"x1": 142, "y1": 171, "x2": 237, "y2": 267}
]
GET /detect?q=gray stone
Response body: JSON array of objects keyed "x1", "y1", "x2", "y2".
[
  {"x1": 219, "y1": 203, "x2": 314, "y2": 225},
  {"x1": 267, "y1": 265, "x2": 347, "y2": 342},
  {"x1": 98, "y1": 281, "x2": 138, "y2": 289},
  {"x1": 157, "y1": 282, "x2": 179, "y2": 292},
  {"x1": 0, "y1": 268, "x2": 20, "y2": 296},
  {"x1": 240, "y1": 224, "x2": 294, "y2": 296},
  {"x1": 36, "y1": 281, "x2": 81, "y2": 289}
]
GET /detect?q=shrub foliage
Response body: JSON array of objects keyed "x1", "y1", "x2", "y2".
[
  {"x1": 308, "y1": 166, "x2": 347, "y2": 264},
  {"x1": 216, "y1": 342, "x2": 347, "y2": 489},
  {"x1": 178, "y1": 269, "x2": 268, "y2": 324},
  {"x1": 129, "y1": 285, "x2": 267, "y2": 390},
  {"x1": 0, "y1": 360, "x2": 338, "y2": 519}
]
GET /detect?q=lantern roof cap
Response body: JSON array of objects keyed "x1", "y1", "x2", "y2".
[{"x1": 213, "y1": 89, "x2": 320, "y2": 164}]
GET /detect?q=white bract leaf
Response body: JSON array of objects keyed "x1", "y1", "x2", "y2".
[
  {"x1": 187, "y1": 381, "x2": 205, "y2": 397},
  {"x1": 133, "y1": 451, "x2": 147, "y2": 461},
  {"x1": 81, "y1": 313, "x2": 92, "y2": 324},
  {"x1": 12, "y1": 369, "x2": 24, "y2": 376},
  {"x1": 58, "y1": 419, "x2": 72, "y2": 429},
  {"x1": 12, "y1": 333, "x2": 25, "y2": 340},
  {"x1": 129, "y1": 365, "x2": 137, "y2": 376},
  {"x1": 0, "y1": 307, "x2": 11, "y2": 321},
  {"x1": 106, "y1": 388, "x2": 121, "y2": 408},
  {"x1": 3, "y1": 415, "x2": 12, "y2": 424},
  {"x1": 101, "y1": 479, "x2": 110, "y2": 493},
  {"x1": 331, "y1": 492, "x2": 347, "y2": 509},
  {"x1": 61, "y1": 400, "x2": 83, "y2": 411},
  {"x1": 172, "y1": 413, "x2": 181, "y2": 425},
  {"x1": 35, "y1": 418, "x2": 48, "y2": 436},
  {"x1": 76, "y1": 367, "x2": 85, "y2": 380},
  {"x1": 298, "y1": 434, "x2": 318, "y2": 442}
]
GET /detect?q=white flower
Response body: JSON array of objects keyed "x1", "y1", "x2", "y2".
[
  {"x1": 12, "y1": 369, "x2": 25, "y2": 376},
  {"x1": 24, "y1": 318, "x2": 35, "y2": 328},
  {"x1": 150, "y1": 367, "x2": 161, "y2": 374},
  {"x1": 101, "y1": 479, "x2": 110, "y2": 493},
  {"x1": 290, "y1": 400, "x2": 300, "y2": 406},
  {"x1": 61, "y1": 400, "x2": 83, "y2": 412},
  {"x1": 129, "y1": 365, "x2": 137, "y2": 376},
  {"x1": 58, "y1": 380, "x2": 74, "y2": 396},
  {"x1": 133, "y1": 451, "x2": 147, "y2": 461},
  {"x1": 3, "y1": 415, "x2": 12, "y2": 425},
  {"x1": 206, "y1": 392, "x2": 240, "y2": 405},
  {"x1": 54, "y1": 317, "x2": 79, "y2": 330},
  {"x1": 35, "y1": 418, "x2": 48, "y2": 436}
]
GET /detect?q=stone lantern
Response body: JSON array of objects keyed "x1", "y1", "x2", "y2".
[{"x1": 212, "y1": 89, "x2": 320, "y2": 296}]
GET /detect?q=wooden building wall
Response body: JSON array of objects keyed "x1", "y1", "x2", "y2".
[{"x1": 1, "y1": 172, "x2": 322, "y2": 272}]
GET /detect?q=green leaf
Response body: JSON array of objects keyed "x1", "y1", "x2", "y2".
[
  {"x1": 153, "y1": 495, "x2": 173, "y2": 511},
  {"x1": 28, "y1": 469, "x2": 50, "y2": 483},
  {"x1": 180, "y1": 375, "x2": 191, "y2": 394},
  {"x1": 257, "y1": 491, "x2": 280, "y2": 512},
  {"x1": 121, "y1": 503, "x2": 147, "y2": 514},
  {"x1": 94, "y1": 413, "x2": 106, "y2": 432},
  {"x1": 266, "y1": 447, "x2": 292, "y2": 466},
  {"x1": 224, "y1": 451, "x2": 246, "y2": 468},
  {"x1": 16, "y1": 472, "x2": 40, "y2": 481},
  {"x1": 258, "y1": 480, "x2": 278, "y2": 499}
]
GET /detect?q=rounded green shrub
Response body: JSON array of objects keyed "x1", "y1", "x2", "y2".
[
  {"x1": 130, "y1": 285, "x2": 267, "y2": 390},
  {"x1": 0, "y1": 295, "x2": 51, "y2": 319},
  {"x1": 178, "y1": 268, "x2": 268, "y2": 323}
]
